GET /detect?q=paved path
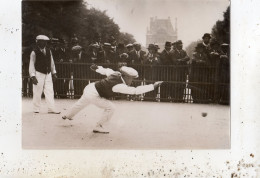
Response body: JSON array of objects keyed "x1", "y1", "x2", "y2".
[{"x1": 22, "y1": 98, "x2": 230, "y2": 149}]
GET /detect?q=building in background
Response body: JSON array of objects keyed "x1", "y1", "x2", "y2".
[{"x1": 146, "y1": 17, "x2": 178, "y2": 50}]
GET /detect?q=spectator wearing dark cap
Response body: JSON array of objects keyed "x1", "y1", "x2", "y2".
[
  {"x1": 170, "y1": 40, "x2": 190, "y2": 102},
  {"x1": 202, "y1": 33, "x2": 211, "y2": 49},
  {"x1": 172, "y1": 41, "x2": 177, "y2": 51},
  {"x1": 189, "y1": 43, "x2": 211, "y2": 103},
  {"x1": 218, "y1": 43, "x2": 230, "y2": 105},
  {"x1": 160, "y1": 41, "x2": 172, "y2": 65}
]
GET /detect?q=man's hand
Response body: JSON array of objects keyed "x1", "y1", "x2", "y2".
[
  {"x1": 153, "y1": 81, "x2": 163, "y2": 89},
  {"x1": 31, "y1": 76, "x2": 38, "y2": 85},
  {"x1": 52, "y1": 73, "x2": 58, "y2": 81},
  {"x1": 90, "y1": 64, "x2": 98, "y2": 71}
]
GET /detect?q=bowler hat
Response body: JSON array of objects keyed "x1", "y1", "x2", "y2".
[
  {"x1": 175, "y1": 40, "x2": 183, "y2": 45},
  {"x1": 147, "y1": 44, "x2": 154, "y2": 49},
  {"x1": 202, "y1": 33, "x2": 211, "y2": 39},
  {"x1": 165, "y1": 41, "x2": 172, "y2": 47},
  {"x1": 154, "y1": 44, "x2": 160, "y2": 49}
]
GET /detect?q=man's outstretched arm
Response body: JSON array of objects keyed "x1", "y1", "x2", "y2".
[{"x1": 112, "y1": 81, "x2": 163, "y2": 95}]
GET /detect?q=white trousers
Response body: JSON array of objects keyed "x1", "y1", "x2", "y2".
[
  {"x1": 33, "y1": 71, "x2": 56, "y2": 112},
  {"x1": 65, "y1": 83, "x2": 115, "y2": 127}
]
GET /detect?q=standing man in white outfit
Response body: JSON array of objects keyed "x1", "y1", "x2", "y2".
[
  {"x1": 29, "y1": 35, "x2": 60, "y2": 114},
  {"x1": 62, "y1": 64, "x2": 163, "y2": 134}
]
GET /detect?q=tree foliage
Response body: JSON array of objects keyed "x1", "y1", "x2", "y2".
[
  {"x1": 22, "y1": 0, "x2": 135, "y2": 47},
  {"x1": 211, "y1": 6, "x2": 230, "y2": 44},
  {"x1": 185, "y1": 6, "x2": 230, "y2": 56}
]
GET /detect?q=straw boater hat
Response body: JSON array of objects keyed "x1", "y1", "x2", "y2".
[{"x1": 36, "y1": 35, "x2": 50, "y2": 42}]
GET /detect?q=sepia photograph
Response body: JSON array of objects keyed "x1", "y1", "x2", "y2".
[{"x1": 22, "y1": 0, "x2": 230, "y2": 149}]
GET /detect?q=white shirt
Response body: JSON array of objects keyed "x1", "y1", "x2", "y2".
[
  {"x1": 29, "y1": 47, "x2": 56, "y2": 77},
  {"x1": 95, "y1": 66, "x2": 154, "y2": 95}
]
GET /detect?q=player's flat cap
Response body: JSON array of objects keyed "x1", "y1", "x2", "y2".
[
  {"x1": 36, "y1": 35, "x2": 50, "y2": 41},
  {"x1": 120, "y1": 66, "x2": 138, "y2": 78}
]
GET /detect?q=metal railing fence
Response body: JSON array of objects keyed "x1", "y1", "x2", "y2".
[{"x1": 22, "y1": 62, "x2": 230, "y2": 104}]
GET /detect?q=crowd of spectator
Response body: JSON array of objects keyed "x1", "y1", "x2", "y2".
[{"x1": 22, "y1": 33, "x2": 230, "y2": 104}]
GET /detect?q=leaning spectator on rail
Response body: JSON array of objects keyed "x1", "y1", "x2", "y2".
[
  {"x1": 159, "y1": 41, "x2": 173, "y2": 101},
  {"x1": 160, "y1": 41, "x2": 172, "y2": 65},
  {"x1": 209, "y1": 39, "x2": 221, "y2": 66},
  {"x1": 190, "y1": 43, "x2": 210, "y2": 103},
  {"x1": 218, "y1": 43, "x2": 230, "y2": 105},
  {"x1": 62, "y1": 64, "x2": 163, "y2": 133},
  {"x1": 29, "y1": 35, "x2": 60, "y2": 114},
  {"x1": 170, "y1": 40, "x2": 190, "y2": 102}
]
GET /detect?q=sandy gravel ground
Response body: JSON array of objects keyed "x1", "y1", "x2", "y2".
[{"x1": 22, "y1": 98, "x2": 230, "y2": 149}]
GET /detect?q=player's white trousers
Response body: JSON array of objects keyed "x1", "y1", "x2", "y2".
[
  {"x1": 33, "y1": 71, "x2": 56, "y2": 112},
  {"x1": 65, "y1": 83, "x2": 115, "y2": 126}
]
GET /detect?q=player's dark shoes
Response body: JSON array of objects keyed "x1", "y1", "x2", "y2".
[
  {"x1": 48, "y1": 111, "x2": 61, "y2": 114},
  {"x1": 62, "y1": 116, "x2": 73, "y2": 120},
  {"x1": 93, "y1": 125, "x2": 109, "y2": 134},
  {"x1": 34, "y1": 111, "x2": 39, "y2": 113}
]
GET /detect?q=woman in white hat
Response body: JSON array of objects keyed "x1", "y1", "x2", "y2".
[
  {"x1": 29, "y1": 35, "x2": 60, "y2": 114},
  {"x1": 62, "y1": 64, "x2": 163, "y2": 133}
]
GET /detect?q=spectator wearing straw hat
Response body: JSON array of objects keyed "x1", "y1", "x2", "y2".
[
  {"x1": 86, "y1": 43, "x2": 100, "y2": 63},
  {"x1": 29, "y1": 35, "x2": 60, "y2": 114}
]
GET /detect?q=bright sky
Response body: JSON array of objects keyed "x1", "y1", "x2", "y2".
[{"x1": 85, "y1": 0, "x2": 230, "y2": 48}]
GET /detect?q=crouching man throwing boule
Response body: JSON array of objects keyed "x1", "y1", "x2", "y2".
[{"x1": 62, "y1": 64, "x2": 163, "y2": 134}]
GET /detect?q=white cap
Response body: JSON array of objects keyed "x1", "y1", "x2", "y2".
[
  {"x1": 126, "y1": 44, "x2": 133, "y2": 48},
  {"x1": 36, "y1": 35, "x2": 50, "y2": 41},
  {"x1": 120, "y1": 66, "x2": 138, "y2": 78}
]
